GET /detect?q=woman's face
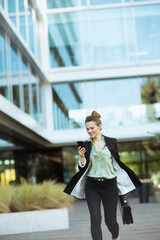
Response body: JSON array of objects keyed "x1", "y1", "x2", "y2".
[{"x1": 85, "y1": 121, "x2": 101, "y2": 139}]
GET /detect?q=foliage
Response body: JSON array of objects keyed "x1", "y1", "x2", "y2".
[
  {"x1": 141, "y1": 77, "x2": 160, "y2": 104},
  {"x1": 0, "y1": 185, "x2": 14, "y2": 213},
  {"x1": 0, "y1": 180, "x2": 74, "y2": 213}
]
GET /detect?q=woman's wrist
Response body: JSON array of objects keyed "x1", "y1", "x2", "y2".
[{"x1": 80, "y1": 157, "x2": 85, "y2": 163}]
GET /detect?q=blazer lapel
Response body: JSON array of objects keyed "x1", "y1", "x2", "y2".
[
  {"x1": 84, "y1": 136, "x2": 117, "y2": 162},
  {"x1": 84, "y1": 141, "x2": 92, "y2": 161},
  {"x1": 103, "y1": 135, "x2": 116, "y2": 157}
]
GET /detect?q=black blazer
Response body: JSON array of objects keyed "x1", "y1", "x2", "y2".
[{"x1": 64, "y1": 135, "x2": 142, "y2": 198}]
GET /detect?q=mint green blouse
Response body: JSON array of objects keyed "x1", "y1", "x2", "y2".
[{"x1": 87, "y1": 138, "x2": 116, "y2": 179}]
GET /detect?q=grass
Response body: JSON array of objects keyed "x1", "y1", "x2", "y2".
[
  {"x1": 0, "y1": 180, "x2": 74, "y2": 213},
  {"x1": 0, "y1": 185, "x2": 14, "y2": 213}
]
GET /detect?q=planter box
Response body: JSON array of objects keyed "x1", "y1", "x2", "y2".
[{"x1": 0, "y1": 208, "x2": 69, "y2": 235}]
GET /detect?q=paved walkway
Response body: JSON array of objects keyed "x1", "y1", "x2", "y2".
[{"x1": 0, "y1": 198, "x2": 160, "y2": 240}]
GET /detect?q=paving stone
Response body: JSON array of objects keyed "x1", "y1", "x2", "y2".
[{"x1": 0, "y1": 198, "x2": 160, "y2": 240}]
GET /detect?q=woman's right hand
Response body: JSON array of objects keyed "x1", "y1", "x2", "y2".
[{"x1": 78, "y1": 146, "x2": 86, "y2": 158}]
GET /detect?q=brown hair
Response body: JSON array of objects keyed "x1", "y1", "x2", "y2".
[{"x1": 85, "y1": 111, "x2": 102, "y2": 126}]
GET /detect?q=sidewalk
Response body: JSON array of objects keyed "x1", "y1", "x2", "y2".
[{"x1": 0, "y1": 198, "x2": 160, "y2": 240}]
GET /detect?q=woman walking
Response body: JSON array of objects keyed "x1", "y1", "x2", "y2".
[{"x1": 64, "y1": 111, "x2": 142, "y2": 240}]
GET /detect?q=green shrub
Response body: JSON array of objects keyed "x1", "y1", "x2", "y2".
[
  {"x1": 38, "y1": 181, "x2": 73, "y2": 209},
  {"x1": 0, "y1": 180, "x2": 74, "y2": 213},
  {"x1": 10, "y1": 181, "x2": 43, "y2": 212},
  {"x1": 0, "y1": 185, "x2": 14, "y2": 213}
]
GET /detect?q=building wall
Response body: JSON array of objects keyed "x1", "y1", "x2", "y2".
[{"x1": 0, "y1": 0, "x2": 160, "y2": 189}]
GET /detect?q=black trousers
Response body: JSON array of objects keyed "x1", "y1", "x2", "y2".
[{"x1": 85, "y1": 177, "x2": 119, "y2": 240}]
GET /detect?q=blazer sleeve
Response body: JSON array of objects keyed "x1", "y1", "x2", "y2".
[{"x1": 78, "y1": 158, "x2": 87, "y2": 170}]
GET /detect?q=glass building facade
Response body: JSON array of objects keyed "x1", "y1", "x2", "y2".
[
  {"x1": 47, "y1": 0, "x2": 160, "y2": 130},
  {"x1": 1, "y1": 0, "x2": 41, "y2": 58},
  {"x1": 52, "y1": 76, "x2": 160, "y2": 130},
  {"x1": 0, "y1": 0, "x2": 160, "y2": 191},
  {"x1": 48, "y1": 1, "x2": 160, "y2": 68},
  {"x1": 0, "y1": 25, "x2": 42, "y2": 123}
]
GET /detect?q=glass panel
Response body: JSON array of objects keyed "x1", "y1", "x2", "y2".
[
  {"x1": 134, "y1": 5, "x2": 160, "y2": 61},
  {"x1": 18, "y1": 0, "x2": 25, "y2": 12},
  {"x1": 0, "y1": 27, "x2": 7, "y2": 73},
  {"x1": 23, "y1": 84, "x2": 30, "y2": 113},
  {"x1": 134, "y1": 0, "x2": 155, "y2": 1},
  {"x1": 21, "y1": 56, "x2": 30, "y2": 114},
  {"x1": 81, "y1": 0, "x2": 87, "y2": 6},
  {"x1": 10, "y1": 41, "x2": 20, "y2": 107},
  {"x1": 52, "y1": 83, "x2": 81, "y2": 129},
  {"x1": 28, "y1": 15, "x2": 35, "y2": 52},
  {"x1": 31, "y1": 69, "x2": 38, "y2": 120},
  {"x1": 90, "y1": 8, "x2": 126, "y2": 65},
  {"x1": 90, "y1": 0, "x2": 122, "y2": 5},
  {"x1": 32, "y1": 83, "x2": 38, "y2": 120},
  {"x1": 19, "y1": 16, "x2": 26, "y2": 40},
  {"x1": 125, "y1": 7, "x2": 136, "y2": 62},
  {"x1": 53, "y1": 76, "x2": 160, "y2": 130},
  {"x1": 0, "y1": 28, "x2": 8, "y2": 98},
  {"x1": 10, "y1": 16, "x2": 16, "y2": 26},
  {"x1": 47, "y1": 0, "x2": 80, "y2": 9},
  {"x1": 0, "y1": 87, "x2": 7, "y2": 97},
  {"x1": 8, "y1": 0, "x2": 16, "y2": 13},
  {"x1": 0, "y1": 0, "x2": 4, "y2": 8},
  {"x1": 13, "y1": 84, "x2": 20, "y2": 107},
  {"x1": 21, "y1": 55, "x2": 28, "y2": 72},
  {"x1": 10, "y1": 41, "x2": 18, "y2": 73},
  {"x1": 38, "y1": 84, "x2": 43, "y2": 125},
  {"x1": 48, "y1": 11, "x2": 90, "y2": 68}
]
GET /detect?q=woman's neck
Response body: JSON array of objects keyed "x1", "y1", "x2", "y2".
[{"x1": 92, "y1": 133, "x2": 102, "y2": 143}]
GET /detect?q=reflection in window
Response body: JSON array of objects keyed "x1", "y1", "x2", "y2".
[
  {"x1": 81, "y1": 0, "x2": 87, "y2": 6},
  {"x1": 0, "y1": 87, "x2": 8, "y2": 98},
  {"x1": 10, "y1": 16, "x2": 16, "y2": 26},
  {"x1": 21, "y1": 55, "x2": 28, "y2": 72},
  {"x1": 47, "y1": 0, "x2": 80, "y2": 9},
  {"x1": 0, "y1": 27, "x2": 8, "y2": 98},
  {"x1": 10, "y1": 41, "x2": 18, "y2": 72},
  {"x1": 91, "y1": 8, "x2": 126, "y2": 64},
  {"x1": 21, "y1": 56, "x2": 30, "y2": 113},
  {"x1": 48, "y1": 11, "x2": 90, "y2": 68},
  {"x1": 134, "y1": 5, "x2": 160, "y2": 61},
  {"x1": 28, "y1": 15, "x2": 35, "y2": 53},
  {"x1": 0, "y1": 27, "x2": 7, "y2": 73},
  {"x1": 0, "y1": 0, "x2": 4, "y2": 8},
  {"x1": 24, "y1": 84, "x2": 30, "y2": 114},
  {"x1": 90, "y1": 0, "x2": 121, "y2": 5},
  {"x1": 13, "y1": 85, "x2": 20, "y2": 107},
  {"x1": 32, "y1": 83, "x2": 38, "y2": 120},
  {"x1": 18, "y1": 0, "x2": 25, "y2": 12},
  {"x1": 38, "y1": 84, "x2": 43, "y2": 125},
  {"x1": 8, "y1": 0, "x2": 16, "y2": 13},
  {"x1": 20, "y1": 16, "x2": 26, "y2": 40},
  {"x1": 31, "y1": 69, "x2": 38, "y2": 121},
  {"x1": 53, "y1": 76, "x2": 160, "y2": 129},
  {"x1": 48, "y1": 4, "x2": 160, "y2": 68},
  {"x1": 52, "y1": 83, "x2": 81, "y2": 129},
  {"x1": 125, "y1": 7, "x2": 136, "y2": 62}
]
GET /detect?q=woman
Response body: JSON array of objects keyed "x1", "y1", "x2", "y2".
[{"x1": 64, "y1": 111, "x2": 142, "y2": 240}]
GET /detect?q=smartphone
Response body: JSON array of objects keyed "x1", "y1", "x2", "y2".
[{"x1": 77, "y1": 141, "x2": 85, "y2": 148}]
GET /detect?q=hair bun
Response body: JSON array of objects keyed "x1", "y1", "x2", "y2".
[{"x1": 91, "y1": 111, "x2": 101, "y2": 119}]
